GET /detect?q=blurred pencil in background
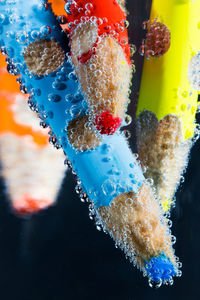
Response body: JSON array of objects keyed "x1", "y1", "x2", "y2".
[{"x1": 0, "y1": 0, "x2": 67, "y2": 216}]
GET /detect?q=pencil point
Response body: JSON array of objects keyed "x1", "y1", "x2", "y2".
[{"x1": 145, "y1": 254, "x2": 176, "y2": 284}]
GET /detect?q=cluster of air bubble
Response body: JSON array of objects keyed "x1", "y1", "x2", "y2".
[
  {"x1": 0, "y1": 0, "x2": 134, "y2": 148},
  {"x1": 23, "y1": 39, "x2": 65, "y2": 76},
  {"x1": 72, "y1": 31, "x2": 131, "y2": 114},
  {"x1": 140, "y1": 19, "x2": 171, "y2": 58},
  {"x1": 26, "y1": 97, "x2": 62, "y2": 152},
  {"x1": 62, "y1": 146, "x2": 181, "y2": 288},
  {"x1": 65, "y1": 1, "x2": 130, "y2": 47},
  {"x1": 68, "y1": 154, "x2": 182, "y2": 288},
  {"x1": 188, "y1": 52, "x2": 200, "y2": 91},
  {"x1": 64, "y1": 0, "x2": 134, "y2": 135},
  {"x1": 67, "y1": 115, "x2": 102, "y2": 151},
  {"x1": 0, "y1": 2, "x2": 54, "y2": 45},
  {"x1": 0, "y1": 0, "x2": 181, "y2": 287},
  {"x1": 137, "y1": 110, "x2": 192, "y2": 211},
  {"x1": 95, "y1": 178, "x2": 181, "y2": 287}
]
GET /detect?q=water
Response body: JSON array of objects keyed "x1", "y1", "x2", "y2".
[{"x1": 0, "y1": 0, "x2": 199, "y2": 299}]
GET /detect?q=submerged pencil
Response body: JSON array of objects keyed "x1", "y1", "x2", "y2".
[
  {"x1": 136, "y1": 0, "x2": 200, "y2": 211},
  {"x1": 0, "y1": 54, "x2": 66, "y2": 215},
  {"x1": 0, "y1": 0, "x2": 180, "y2": 285}
]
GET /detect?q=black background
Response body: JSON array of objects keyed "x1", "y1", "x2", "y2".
[{"x1": 0, "y1": 0, "x2": 200, "y2": 299}]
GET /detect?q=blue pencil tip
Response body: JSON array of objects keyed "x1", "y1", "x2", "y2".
[{"x1": 145, "y1": 254, "x2": 176, "y2": 283}]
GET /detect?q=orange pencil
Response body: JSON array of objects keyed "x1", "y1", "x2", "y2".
[{"x1": 0, "y1": 0, "x2": 67, "y2": 215}]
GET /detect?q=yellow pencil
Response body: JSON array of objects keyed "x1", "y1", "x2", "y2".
[{"x1": 136, "y1": 0, "x2": 200, "y2": 211}]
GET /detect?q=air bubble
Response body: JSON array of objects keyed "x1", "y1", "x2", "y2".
[
  {"x1": 38, "y1": 2, "x2": 49, "y2": 11},
  {"x1": 139, "y1": 44, "x2": 145, "y2": 56},
  {"x1": 52, "y1": 81, "x2": 66, "y2": 90},
  {"x1": 65, "y1": 94, "x2": 74, "y2": 102},
  {"x1": 9, "y1": 14, "x2": 20, "y2": 24},
  {"x1": 130, "y1": 45, "x2": 137, "y2": 56},
  {"x1": 76, "y1": 93, "x2": 84, "y2": 101},
  {"x1": 16, "y1": 31, "x2": 28, "y2": 44},
  {"x1": 125, "y1": 114, "x2": 132, "y2": 125},
  {"x1": 0, "y1": 46, "x2": 7, "y2": 55},
  {"x1": 68, "y1": 72, "x2": 77, "y2": 81},
  {"x1": 171, "y1": 235, "x2": 176, "y2": 244},
  {"x1": 20, "y1": 84, "x2": 28, "y2": 94},
  {"x1": 96, "y1": 18, "x2": 103, "y2": 26},
  {"x1": 167, "y1": 220, "x2": 173, "y2": 228},
  {"x1": 102, "y1": 157, "x2": 112, "y2": 162},
  {"x1": 7, "y1": 62, "x2": 19, "y2": 76},
  {"x1": 176, "y1": 270, "x2": 182, "y2": 277},
  {"x1": 48, "y1": 93, "x2": 61, "y2": 103},
  {"x1": 64, "y1": 159, "x2": 72, "y2": 168},
  {"x1": 102, "y1": 179, "x2": 116, "y2": 196},
  {"x1": 148, "y1": 278, "x2": 162, "y2": 288},
  {"x1": 31, "y1": 88, "x2": 41, "y2": 96},
  {"x1": 75, "y1": 185, "x2": 83, "y2": 194},
  {"x1": 49, "y1": 136, "x2": 57, "y2": 145},
  {"x1": 177, "y1": 262, "x2": 182, "y2": 268},
  {"x1": 16, "y1": 77, "x2": 23, "y2": 84},
  {"x1": 96, "y1": 225, "x2": 101, "y2": 231},
  {"x1": 80, "y1": 193, "x2": 89, "y2": 203},
  {"x1": 90, "y1": 64, "x2": 96, "y2": 71},
  {"x1": 188, "y1": 52, "x2": 200, "y2": 90},
  {"x1": 120, "y1": 38, "x2": 128, "y2": 45},
  {"x1": 40, "y1": 25, "x2": 51, "y2": 36},
  {"x1": 123, "y1": 19, "x2": 129, "y2": 28},
  {"x1": 129, "y1": 163, "x2": 135, "y2": 168},
  {"x1": 65, "y1": 2, "x2": 72, "y2": 15},
  {"x1": 101, "y1": 144, "x2": 112, "y2": 154},
  {"x1": 0, "y1": 14, "x2": 5, "y2": 24},
  {"x1": 40, "y1": 121, "x2": 48, "y2": 129},
  {"x1": 31, "y1": 30, "x2": 40, "y2": 39},
  {"x1": 166, "y1": 277, "x2": 174, "y2": 286},
  {"x1": 69, "y1": 105, "x2": 82, "y2": 117},
  {"x1": 58, "y1": 15, "x2": 68, "y2": 25},
  {"x1": 124, "y1": 130, "x2": 131, "y2": 139},
  {"x1": 85, "y1": 3, "x2": 93, "y2": 10}
]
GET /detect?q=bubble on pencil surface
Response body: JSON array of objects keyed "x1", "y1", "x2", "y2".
[
  {"x1": 0, "y1": 0, "x2": 133, "y2": 136},
  {"x1": 95, "y1": 182, "x2": 180, "y2": 287},
  {"x1": 65, "y1": 156, "x2": 180, "y2": 288},
  {"x1": 188, "y1": 52, "x2": 200, "y2": 91},
  {"x1": 67, "y1": 115, "x2": 102, "y2": 151},
  {"x1": 71, "y1": 28, "x2": 132, "y2": 131},
  {"x1": 66, "y1": 0, "x2": 133, "y2": 133},
  {"x1": 23, "y1": 39, "x2": 65, "y2": 76},
  {"x1": 0, "y1": 0, "x2": 180, "y2": 285},
  {"x1": 137, "y1": 110, "x2": 192, "y2": 211},
  {"x1": 140, "y1": 19, "x2": 171, "y2": 58}
]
